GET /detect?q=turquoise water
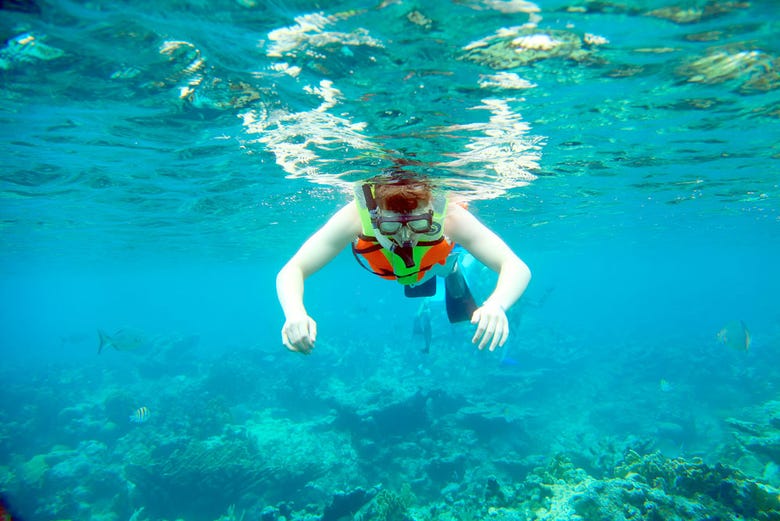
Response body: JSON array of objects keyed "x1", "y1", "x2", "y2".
[{"x1": 1, "y1": 0, "x2": 779, "y2": 520}]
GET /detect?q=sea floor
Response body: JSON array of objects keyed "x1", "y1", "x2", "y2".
[{"x1": 1, "y1": 320, "x2": 779, "y2": 521}]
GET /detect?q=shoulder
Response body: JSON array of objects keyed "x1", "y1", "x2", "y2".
[
  {"x1": 443, "y1": 199, "x2": 489, "y2": 244},
  {"x1": 325, "y1": 201, "x2": 362, "y2": 236},
  {"x1": 443, "y1": 198, "x2": 473, "y2": 229}
]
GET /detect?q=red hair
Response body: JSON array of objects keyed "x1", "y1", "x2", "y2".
[{"x1": 374, "y1": 179, "x2": 432, "y2": 213}]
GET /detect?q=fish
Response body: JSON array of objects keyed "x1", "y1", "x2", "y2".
[
  {"x1": 659, "y1": 379, "x2": 673, "y2": 392},
  {"x1": 130, "y1": 406, "x2": 150, "y2": 423},
  {"x1": 98, "y1": 328, "x2": 150, "y2": 354},
  {"x1": 716, "y1": 320, "x2": 751, "y2": 352}
]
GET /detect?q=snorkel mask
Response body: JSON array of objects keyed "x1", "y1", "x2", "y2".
[
  {"x1": 363, "y1": 183, "x2": 435, "y2": 248},
  {"x1": 375, "y1": 209, "x2": 434, "y2": 235},
  {"x1": 378, "y1": 209, "x2": 434, "y2": 248}
]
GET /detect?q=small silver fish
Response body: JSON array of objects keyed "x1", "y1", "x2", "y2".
[
  {"x1": 98, "y1": 328, "x2": 150, "y2": 354},
  {"x1": 130, "y1": 406, "x2": 150, "y2": 423}
]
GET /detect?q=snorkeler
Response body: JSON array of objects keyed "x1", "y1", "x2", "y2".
[{"x1": 276, "y1": 173, "x2": 531, "y2": 354}]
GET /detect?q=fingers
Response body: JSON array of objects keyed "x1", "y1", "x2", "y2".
[
  {"x1": 281, "y1": 318, "x2": 317, "y2": 355},
  {"x1": 497, "y1": 324, "x2": 509, "y2": 349},
  {"x1": 470, "y1": 309, "x2": 481, "y2": 333},
  {"x1": 308, "y1": 317, "x2": 317, "y2": 345},
  {"x1": 471, "y1": 306, "x2": 509, "y2": 352}
]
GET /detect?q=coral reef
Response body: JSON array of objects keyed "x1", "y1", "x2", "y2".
[
  {"x1": 321, "y1": 486, "x2": 379, "y2": 521},
  {"x1": 125, "y1": 433, "x2": 272, "y2": 520},
  {"x1": 5, "y1": 344, "x2": 780, "y2": 521},
  {"x1": 355, "y1": 486, "x2": 416, "y2": 521},
  {"x1": 723, "y1": 400, "x2": 780, "y2": 486},
  {"x1": 507, "y1": 452, "x2": 780, "y2": 521}
]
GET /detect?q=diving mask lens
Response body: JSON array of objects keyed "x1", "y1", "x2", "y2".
[
  {"x1": 406, "y1": 217, "x2": 433, "y2": 233},
  {"x1": 376, "y1": 211, "x2": 433, "y2": 235},
  {"x1": 377, "y1": 221, "x2": 402, "y2": 235}
]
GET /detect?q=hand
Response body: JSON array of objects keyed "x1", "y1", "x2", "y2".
[
  {"x1": 281, "y1": 314, "x2": 317, "y2": 354},
  {"x1": 470, "y1": 301, "x2": 508, "y2": 351}
]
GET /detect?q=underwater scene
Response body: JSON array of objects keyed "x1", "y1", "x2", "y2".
[{"x1": 1, "y1": 0, "x2": 779, "y2": 520}]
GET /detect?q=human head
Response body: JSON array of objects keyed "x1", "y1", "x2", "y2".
[{"x1": 369, "y1": 174, "x2": 435, "y2": 247}]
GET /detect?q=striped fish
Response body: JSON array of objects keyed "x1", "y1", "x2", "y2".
[{"x1": 129, "y1": 406, "x2": 150, "y2": 423}]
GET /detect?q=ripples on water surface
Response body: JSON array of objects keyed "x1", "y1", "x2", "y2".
[{"x1": 1, "y1": 0, "x2": 777, "y2": 258}]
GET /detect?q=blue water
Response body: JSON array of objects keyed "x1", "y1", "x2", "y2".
[{"x1": 1, "y1": 1, "x2": 779, "y2": 520}]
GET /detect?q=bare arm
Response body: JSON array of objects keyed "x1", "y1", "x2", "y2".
[
  {"x1": 445, "y1": 203, "x2": 531, "y2": 350},
  {"x1": 276, "y1": 202, "x2": 361, "y2": 353}
]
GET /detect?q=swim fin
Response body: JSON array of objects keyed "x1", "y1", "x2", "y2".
[{"x1": 444, "y1": 262, "x2": 478, "y2": 323}]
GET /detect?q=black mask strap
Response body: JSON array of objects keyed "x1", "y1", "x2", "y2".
[{"x1": 362, "y1": 184, "x2": 377, "y2": 211}]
